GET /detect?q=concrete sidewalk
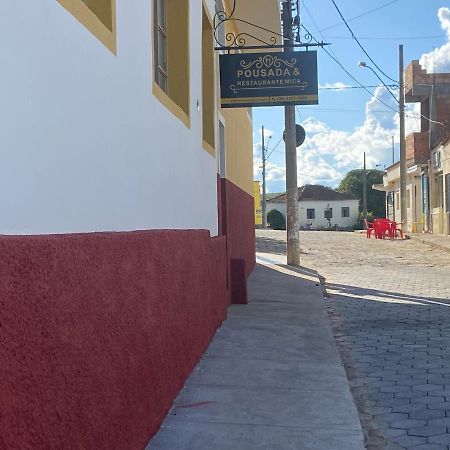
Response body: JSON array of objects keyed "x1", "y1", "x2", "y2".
[
  {"x1": 146, "y1": 257, "x2": 365, "y2": 450},
  {"x1": 410, "y1": 232, "x2": 450, "y2": 253}
]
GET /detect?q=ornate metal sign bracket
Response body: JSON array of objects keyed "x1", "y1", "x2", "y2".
[{"x1": 213, "y1": 0, "x2": 329, "y2": 52}]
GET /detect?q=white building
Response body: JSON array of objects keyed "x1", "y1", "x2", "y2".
[
  {"x1": 0, "y1": 1, "x2": 281, "y2": 449},
  {"x1": 267, "y1": 185, "x2": 359, "y2": 229}
]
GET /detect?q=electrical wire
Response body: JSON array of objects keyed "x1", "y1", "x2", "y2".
[
  {"x1": 301, "y1": 23, "x2": 398, "y2": 113},
  {"x1": 301, "y1": 0, "x2": 340, "y2": 62},
  {"x1": 330, "y1": 0, "x2": 398, "y2": 84},
  {"x1": 326, "y1": 35, "x2": 444, "y2": 40},
  {"x1": 320, "y1": 0, "x2": 401, "y2": 33},
  {"x1": 298, "y1": 107, "x2": 394, "y2": 112},
  {"x1": 303, "y1": 0, "x2": 439, "y2": 128},
  {"x1": 319, "y1": 84, "x2": 398, "y2": 90},
  {"x1": 405, "y1": 113, "x2": 445, "y2": 126},
  {"x1": 266, "y1": 137, "x2": 284, "y2": 160}
]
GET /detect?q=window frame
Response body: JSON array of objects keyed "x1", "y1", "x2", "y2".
[
  {"x1": 434, "y1": 174, "x2": 444, "y2": 209},
  {"x1": 57, "y1": 0, "x2": 117, "y2": 54},
  {"x1": 202, "y1": 4, "x2": 216, "y2": 154},
  {"x1": 154, "y1": 0, "x2": 168, "y2": 92},
  {"x1": 151, "y1": 0, "x2": 190, "y2": 128},
  {"x1": 306, "y1": 208, "x2": 315, "y2": 220},
  {"x1": 341, "y1": 206, "x2": 350, "y2": 218}
]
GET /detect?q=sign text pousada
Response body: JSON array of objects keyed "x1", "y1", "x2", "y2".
[{"x1": 219, "y1": 51, "x2": 318, "y2": 108}]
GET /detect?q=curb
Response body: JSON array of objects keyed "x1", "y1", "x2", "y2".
[{"x1": 409, "y1": 234, "x2": 450, "y2": 254}]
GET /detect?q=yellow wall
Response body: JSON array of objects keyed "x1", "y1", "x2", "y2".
[
  {"x1": 219, "y1": 7, "x2": 254, "y2": 197},
  {"x1": 222, "y1": 108, "x2": 254, "y2": 196},
  {"x1": 81, "y1": 0, "x2": 113, "y2": 30},
  {"x1": 254, "y1": 181, "x2": 262, "y2": 225}
]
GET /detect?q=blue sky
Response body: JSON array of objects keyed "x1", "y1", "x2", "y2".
[{"x1": 253, "y1": 1, "x2": 450, "y2": 193}]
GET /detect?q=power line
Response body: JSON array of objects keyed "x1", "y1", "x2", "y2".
[
  {"x1": 299, "y1": 107, "x2": 394, "y2": 112},
  {"x1": 406, "y1": 113, "x2": 445, "y2": 126},
  {"x1": 301, "y1": 23, "x2": 398, "y2": 113},
  {"x1": 320, "y1": 0, "x2": 401, "y2": 33},
  {"x1": 266, "y1": 137, "x2": 284, "y2": 160},
  {"x1": 330, "y1": 0, "x2": 398, "y2": 84},
  {"x1": 319, "y1": 84, "x2": 398, "y2": 90},
  {"x1": 304, "y1": 0, "x2": 437, "y2": 128},
  {"x1": 302, "y1": 0, "x2": 340, "y2": 61},
  {"x1": 326, "y1": 35, "x2": 444, "y2": 40}
]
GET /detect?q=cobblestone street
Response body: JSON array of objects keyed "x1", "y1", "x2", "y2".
[{"x1": 257, "y1": 230, "x2": 450, "y2": 450}]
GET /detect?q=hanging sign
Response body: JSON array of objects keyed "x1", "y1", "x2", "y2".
[{"x1": 219, "y1": 51, "x2": 318, "y2": 108}]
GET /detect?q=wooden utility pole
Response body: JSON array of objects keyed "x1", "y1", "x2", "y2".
[
  {"x1": 392, "y1": 135, "x2": 395, "y2": 164},
  {"x1": 363, "y1": 152, "x2": 368, "y2": 219},
  {"x1": 282, "y1": 0, "x2": 300, "y2": 266},
  {"x1": 261, "y1": 125, "x2": 267, "y2": 228},
  {"x1": 399, "y1": 44, "x2": 407, "y2": 230}
]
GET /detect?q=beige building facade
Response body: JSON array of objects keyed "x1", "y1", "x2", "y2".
[{"x1": 377, "y1": 61, "x2": 450, "y2": 234}]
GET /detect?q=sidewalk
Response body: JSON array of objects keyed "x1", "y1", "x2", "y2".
[
  {"x1": 146, "y1": 254, "x2": 365, "y2": 450},
  {"x1": 410, "y1": 232, "x2": 450, "y2": 253}
]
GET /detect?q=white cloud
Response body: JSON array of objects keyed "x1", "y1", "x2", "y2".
[
  {"x1": 419, "y1": 7, "x2": 450, "y2": 72},
  {"x1": 254, "y1": 8, "x2": 449, "y2": 191},
  {"x1": 319, "y1": 82, "x2": 350, "y2": 91},
  {"x1": 255, "y1": 85, "x2": 402, "y2": 189},
  {"x1": 302, "y1": 118, "x2": 328, "y2": 134},
  {"x1": 256, "y1": 127, "x2": 274, "y2": 139}
]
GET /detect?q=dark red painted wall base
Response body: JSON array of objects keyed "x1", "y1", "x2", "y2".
[
  {"x1": 0, "y1": 230, "x2": 227, "y2": 450},
  {"x1": 219, "y1": 178, "x2": 256, "y2": 304}
]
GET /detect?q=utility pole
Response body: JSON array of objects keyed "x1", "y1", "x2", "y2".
[
  {"x1": 392, "y1": 135, "x2": 395, "y2": 164},
  {"x1": 363, "y1": 152, "x2": 368, "y2": 219},
  {"x1": 261, "y1": 125, "x2": 267, "y2": 228},
  {"x1": 282, "y1": 0, "x2": 300, "y2": 266},
  {"x1": 399, "y1": 44, "x2": 407, "y2": 230}
]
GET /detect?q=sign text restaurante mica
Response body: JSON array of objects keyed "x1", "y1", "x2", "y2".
[{"x1": 219, "y1": 51, "x2": 318, "y2": 108}]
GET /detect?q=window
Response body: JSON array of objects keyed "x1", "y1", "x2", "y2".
[
  {"x1": 387, "y1": 192, "x2": 394, "y2": 205},
  {"x1": 396, "y1": 192, "x2": 400, "y2": 210},
  {"x1": 152, "y1": 0, "x2": 190, "y2": 126},
  {"x1": 406, "y1": 189, "x2": 411, "y2": 208},
  {"x1": 341, "y1": 207, "x2": 350, "y2": 218},
  {"x1": 202, "y1": 6, "x2": 216, "y2": 152},
  {"x1": 306, "y1": 209, "x2": 315, "y2": 220},
  {"x1": 446, "y1": 174, "x2": 450, "y2": 213},
  {"x1": 324, "y1": 208, "x2": 333, "y2": 219},
  {"x1": 58, "y1": 0, "x2": 116, "y2": 53},
  {"x1": 154, "y1": 0, "x2": 168, "y2": 92},
  {"x1": 434, "y1": 174, "x2": 444, "y2": 209}
]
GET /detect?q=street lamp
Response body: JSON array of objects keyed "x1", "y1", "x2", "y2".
[
  {"x1": 359, "y1": 46, "x2": 407, "y2": 230},
  {"x1": 261, "y1": 129, "x2": 271, "y2": 229}
]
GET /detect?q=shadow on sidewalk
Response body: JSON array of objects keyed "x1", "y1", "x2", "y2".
[
  {"x1": 256, "y1": 237, "x2": 311, "y2": 256},
  {"x1": 326, "y1": 281, "x2": 450, "y2": 307},
  {"x1": 255, "y1": 236, "x2": 287, "y2": 255},
  {"x1": 322, "y1": 280, "x2": 450, "y2": 450}
]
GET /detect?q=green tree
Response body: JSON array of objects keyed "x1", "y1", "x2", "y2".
[
  {"x1": 337, "y1": 169, "x2": 385, "y2": 218},
  {"x1": 267, "y1": 209, "x2": 286, "y2": 230}
]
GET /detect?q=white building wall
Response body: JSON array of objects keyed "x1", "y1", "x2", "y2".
[
  {"x1": 266, "y1": 199, "x2": 359, "y2": 228},
  {"x1": 0, "y1": 0, "x2": 219, "y2": 235}
]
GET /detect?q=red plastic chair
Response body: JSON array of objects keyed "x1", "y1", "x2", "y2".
[
  {"x1": 391, "y1": 221, "x2": 404, "y2": 239},
  {"x1": 364, "y1": 219, "x2": 375, "y2": 238}
]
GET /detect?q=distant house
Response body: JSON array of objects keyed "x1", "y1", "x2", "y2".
[{"x1": 266, "y1": 185, "x2": 359, "y2": 229}]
